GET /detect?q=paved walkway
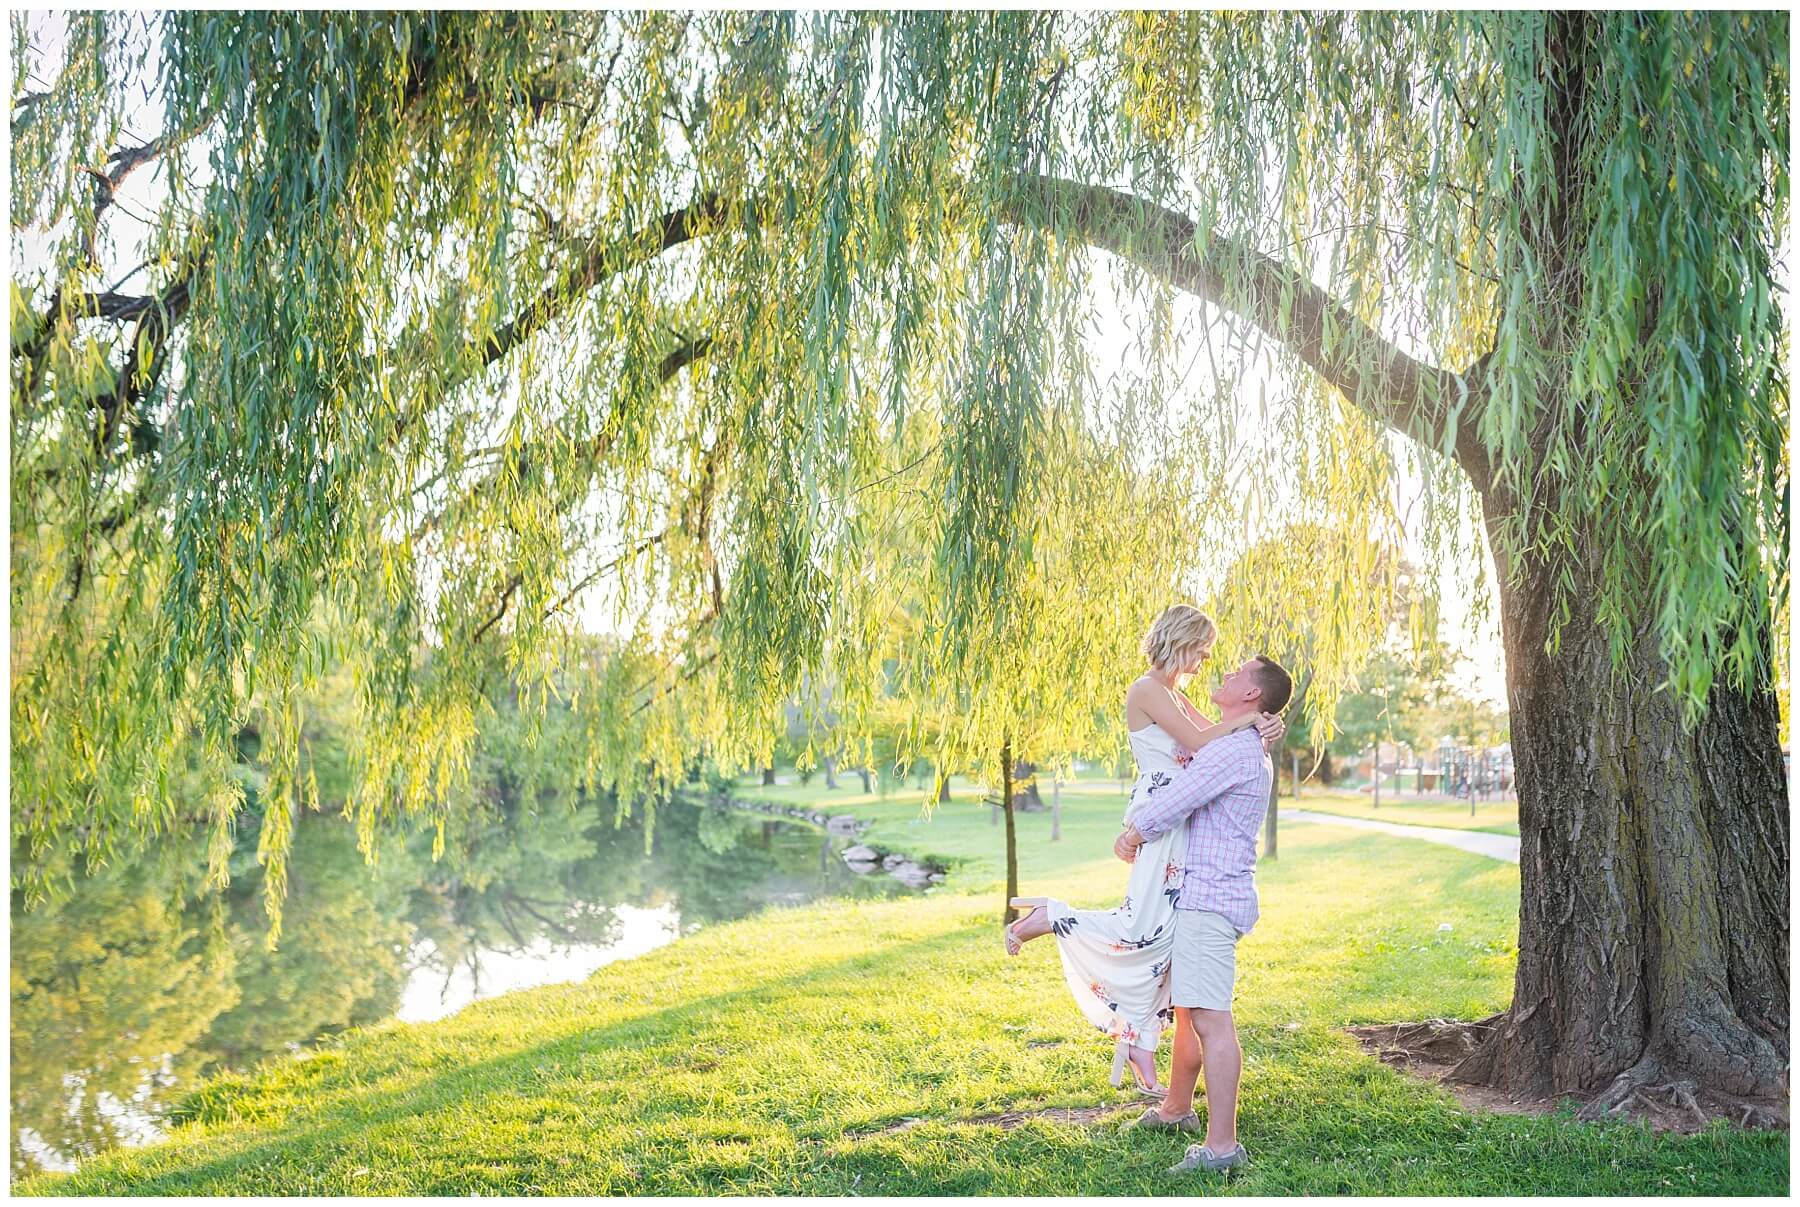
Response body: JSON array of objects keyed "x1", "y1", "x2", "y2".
[{"x1": 1281, "y1": 807, "x2": 1521, "y2": 864}]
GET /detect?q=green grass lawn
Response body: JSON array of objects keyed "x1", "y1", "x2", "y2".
[
  {"x1": 736, "y1": 773, "x2": 1521, "y2": 839},
  {"x1": 20, "y1": 794, "x2": 1781, "y2": 1196},
  {"x1": 1289, "y1": 788, "x2": 1521, "y2": 836}
]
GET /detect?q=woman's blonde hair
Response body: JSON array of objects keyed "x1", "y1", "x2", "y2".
[{"x1": 1141, "y1": 604, "x2": 1217, "y2": 672}]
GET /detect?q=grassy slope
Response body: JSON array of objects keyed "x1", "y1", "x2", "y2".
[{"x1": 20, "y1": 790, "x2": 1782, "y2": 1196}]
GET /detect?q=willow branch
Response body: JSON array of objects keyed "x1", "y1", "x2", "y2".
[
  {"x1": 90, "y1": 274, "x2": 193, "y2": 456},
  {"x1": 1002, "y1": 175, "x2": 1489, "y2": 479},
  {"x1": 415, "y1": 331, "x2": 715, "y2": 546},
  {"x1": 629, "y1": 650, "x2": 719, "y2": 718},
  {"x1": 460, "y1": 331, "x2": 717, "y2": 643},
  {"x1": 84, "y1": 132, "x2": 182, "y2": 239},
  {"x1": 475, "y1": 196, "x2": 727, "y2": 372},
  {"x1": 542, "y1": 530, "x2": 667, "y2": 622}
]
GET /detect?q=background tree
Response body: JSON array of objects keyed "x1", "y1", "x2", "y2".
[
  {"x1": 1327, "y1": 648, "x2": 1440, "y2": 772},
  {"x1": 859, "y1": 410, "x2": 1210, "y2": 918},
  {"x1": 1207, "y1": 522, "x2": 1421, "y2": 793},
  {"x1": 11, "y1": 10, "x2": 1787, "y2": 1119}
]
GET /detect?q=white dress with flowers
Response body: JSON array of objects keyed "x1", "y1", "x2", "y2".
[{"x1": 1041, "y1": 723, "x2": 1188, "y2": 1057}]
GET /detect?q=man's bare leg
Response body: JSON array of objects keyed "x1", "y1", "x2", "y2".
[
  {"x1": 1190, "y1": 1008, "x2": 1241, "y2": 1150},
  {"x1": 1155, "y1": 1006, "x2": 1205, "y2": 1118}
]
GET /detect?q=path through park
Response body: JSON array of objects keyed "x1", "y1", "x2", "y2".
[{"x1": 1282, "y1": 808, "x2": 1522, "y2": 864}]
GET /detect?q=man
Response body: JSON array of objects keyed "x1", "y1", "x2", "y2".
[{"x1": 1116, "y1": 653, "x2": 1293, "y2": 1173}]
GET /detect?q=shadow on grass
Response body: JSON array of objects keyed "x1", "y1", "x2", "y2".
[
  {"x1": 32, "y1": 836, "x2": 1784, "y2": 1197},
  {"x1": 44, "y1": 925, "x2": 1000, "y2": 1195}
]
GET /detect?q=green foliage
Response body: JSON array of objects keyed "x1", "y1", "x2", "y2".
[
  {"x1": 1207, "y1": 521, "x2": 1425, "y2": 745},
  {"x1": 10, "y1": 12, "x2": 1787, "y2": 932},
  {"x1": 1328, "y1": 650, "x2": 1441, "y2": 757}
]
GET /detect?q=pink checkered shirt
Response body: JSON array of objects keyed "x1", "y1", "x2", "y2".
[{"x1": 1128, "y1": 726, "x2": 1273, "y2": 935}]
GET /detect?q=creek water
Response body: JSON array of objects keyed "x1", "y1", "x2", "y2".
[{"x1": 10, "y1": 799, "x2": 916, "y2": 1177}]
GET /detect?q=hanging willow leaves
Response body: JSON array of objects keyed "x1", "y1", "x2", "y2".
[{"x1": 10, "y1": 10, "x2": 1787, "y2": 1090}]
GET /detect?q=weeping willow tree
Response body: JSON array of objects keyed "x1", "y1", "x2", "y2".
[
  {"x1": 1207, "y1": 519, "x2": 1425, "y2": 810},
  {"x1": 10, "y1": 11, "x2": 1787, "y2": 1117},
  {"x1": 867, "y1": 405, "x2": 1214, "y2": 922}
]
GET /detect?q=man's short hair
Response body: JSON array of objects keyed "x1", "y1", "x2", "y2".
[{"x1": 1250, "y1": 655, "x2": 1294, "y2": 714}]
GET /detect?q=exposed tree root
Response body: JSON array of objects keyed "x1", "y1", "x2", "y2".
[
  {"x1": 1352, "y1": 1022, "x2": 1789, "y2": 1135},
  {"x1": 1578, "y1": 1057, "x2": 1665, "y2": 1122}
]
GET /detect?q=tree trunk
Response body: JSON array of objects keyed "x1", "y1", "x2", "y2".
[
  {"x1": 823, "y1": 755, "x2": 838, "y2": 790},
  {"x1": 1446, "y1": 11, "x2": 1789, "y2": 1115},
  {"x1": 1451, "y1": 512, "x2": 1789, "y2": 1111},
  {"x1": 1011, "y1": 764, "x2": 1044, "y2": 812},
  {"x1": 1001, "y1": 736, "x2": 1019, "y2": 924},
  {"x1": 859, "y1": 767, "x2": 873, "y2": 793},
  {"x1": 1263, "y1": 763, "x2": 1278, "y2": 860},
  {"x1": 936, "y1": 772, "x2": 951, "y2": 804},
  {"x1": 761, "y1": 767, "x2": 776, "y2": 787}
]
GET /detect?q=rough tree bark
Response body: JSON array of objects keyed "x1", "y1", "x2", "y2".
[
  {"x1": 1449, "y1": 480, "x2": 1790, "y2": 1116},
  {"x1": 1443, "y1": 13, "x2": 1789, "y2": 1118}
]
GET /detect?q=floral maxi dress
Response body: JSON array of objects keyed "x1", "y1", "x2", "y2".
[{"x1": 1042, "y1": 723, "x2": 1188, "y2": 1057}]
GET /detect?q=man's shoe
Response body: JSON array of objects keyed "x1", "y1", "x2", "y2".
[
  {"x1": 1170, "y1": 1142, "x2": 1249, "y2": 1172},
  {"x1": 1131, "y1": 1106, "x2": 1202, "y2": 1133}
]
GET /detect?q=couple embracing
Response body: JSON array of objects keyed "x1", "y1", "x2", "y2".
[{"x1": 1005, "y1": 604, "x2": 1292, "y2": 1174}]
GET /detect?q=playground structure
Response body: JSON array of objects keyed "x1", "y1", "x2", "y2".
[{"x1": 1357, "y1": 739, "x2": 1516, "y2": 809}]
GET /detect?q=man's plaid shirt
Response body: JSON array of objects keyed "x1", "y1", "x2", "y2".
[{"x1": 1128, "y1": 725, "x2": 1273, "y2": 936}]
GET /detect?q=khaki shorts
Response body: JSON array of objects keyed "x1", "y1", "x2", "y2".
[{"x1": 1170, "y1": 908, "x2": 1239, "y2": 1011}]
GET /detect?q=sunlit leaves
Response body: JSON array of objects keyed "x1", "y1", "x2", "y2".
[{"x1": 10, "y1": 11, "x2": 1787, "y2": 933}]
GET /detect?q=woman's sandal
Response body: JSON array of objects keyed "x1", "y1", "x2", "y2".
[
  {"x1": 1003, "y1": 897, "x2": 1049, "y2": 956},
  {"x1": 1110, "y1": 1037, "x2": 1168, "y2": 1098}
]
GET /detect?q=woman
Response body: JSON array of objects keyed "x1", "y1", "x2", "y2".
[{"x1": 1003, "y1": 604, "x2": 1283, "y2": 1096}]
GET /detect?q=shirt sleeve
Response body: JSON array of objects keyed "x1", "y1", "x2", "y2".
[{"x1": 1132, "y1": 735, "x2": 1258, "y2": 839}]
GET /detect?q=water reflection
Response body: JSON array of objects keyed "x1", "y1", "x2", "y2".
[
  {"x1": 10, "y1": 799, "x2": 909, "y2": 1178},
  {"x1": 396, "y1": 904, "x2": 679, "y2": 1024}
]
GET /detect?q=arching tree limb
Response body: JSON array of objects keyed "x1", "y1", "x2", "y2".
[
  {"x1": 462, "y1": 182, "x2": 1488, "y2": 482},
  {"x1": 1001, "y1": 175, "x2": 1491, "y2": 482},
  {"x1": 474, "y1": 196, "x2": 727, "y2": 373},
  {"x1": 460, "y1": 330, "x2": 718, "y2": 644}
]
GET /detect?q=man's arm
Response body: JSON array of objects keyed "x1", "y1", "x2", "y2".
[{"x1": 1118, "y1": 740, "x2": 1257, "y2": 860}]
